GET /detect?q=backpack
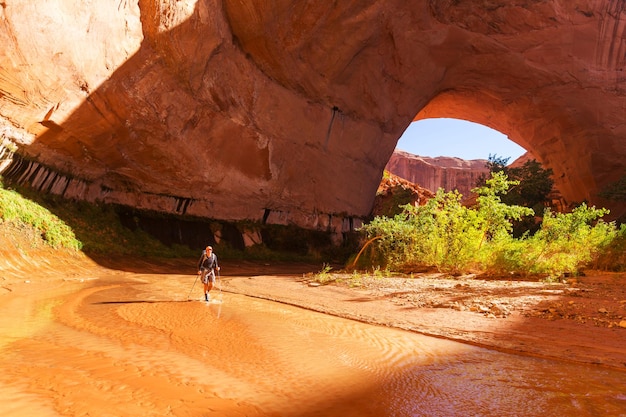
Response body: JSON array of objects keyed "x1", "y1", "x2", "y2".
[{"x1": 201, "y1": 251, "x2": 217, "y2": 269}]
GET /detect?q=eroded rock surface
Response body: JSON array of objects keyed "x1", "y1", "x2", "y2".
[
  {"x1": 1, "y1": 0, "x2": 625, "y2": 235},
  {"x1": 386, "y1": 150, "x2": 489, "y2": 201}
]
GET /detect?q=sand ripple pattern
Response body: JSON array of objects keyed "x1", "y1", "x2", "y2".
[{"x1": 1, "y1": 274, "x2": 626, "y2": 416}]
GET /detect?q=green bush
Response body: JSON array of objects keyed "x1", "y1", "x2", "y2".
[
  {"x1": 359, "y1": 172, "x2": 622, "y2": 278},
  {"x1": 0, "y1": 180, "x2": 196, "y2": 257},
  {"x1": 521, "y1": 204, "x2": 614, "y2": 278},
  {"x1": 0, "y1": 185, "x2": 82, "y2": 250},
  {"x1": 362, "y1": 173, "x2": 531, "y2": 273},
  {"x1": 579, "y1": 219, "x2": 625, "y2": 272}
]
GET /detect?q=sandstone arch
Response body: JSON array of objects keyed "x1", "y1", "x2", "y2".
[{"x1": 1, "y1": 0, "x2": 625, "y2": 239}]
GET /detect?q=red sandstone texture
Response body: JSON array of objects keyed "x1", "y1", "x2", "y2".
[
  {"x1": 385, "y1": 150, "x2": 489, "y2": 201},
  {"x1": 1, "y1": 0, "x2": 625, "y2": 231}
]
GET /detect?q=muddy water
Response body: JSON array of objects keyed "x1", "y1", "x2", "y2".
[{"x1": 1, "y1": 273, "x2": 626, "y2": 417}]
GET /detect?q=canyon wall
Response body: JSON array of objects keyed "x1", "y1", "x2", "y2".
[
  {"x1": 385, "y1": 150, "x2": 489, "y2": 200},
  {"x1": 1, "y1": 0, "x2": 625, "y2": 240}
]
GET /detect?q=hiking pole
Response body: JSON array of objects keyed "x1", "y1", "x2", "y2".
[
  {"x1": 217, "y1": 268, "x2": 222, "y2": 301},
  {"x1": 187, "y1": 273, "x2": 200, "y2": 300},
  {"x1": 216, "y1": 268, "x2": 223, "y2": 318}
]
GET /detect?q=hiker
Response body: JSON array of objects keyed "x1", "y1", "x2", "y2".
[{"x1": 197, "y1": 245, "x2": 220, "y2": 301}]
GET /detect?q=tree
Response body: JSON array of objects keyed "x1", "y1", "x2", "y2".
[
  {"x1": 599, "y1": 172, "x2": 626, "y2": 202},
  {"x1": 359, "y1": 174, "x2": 621, "y2": 277},
  {"x1": 476, "y1": 154, "x2": 510, "y2": 188},
  {"x1": 477, "y1": 155, "x2": 554, "y2": 212},
  {"x1": 505, "y1": 160, "x2": 554, "y2": 210}
]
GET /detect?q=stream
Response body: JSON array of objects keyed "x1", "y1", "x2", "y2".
[{"x1": 0, "y1": 274, "x2": 625, "y2": 416}]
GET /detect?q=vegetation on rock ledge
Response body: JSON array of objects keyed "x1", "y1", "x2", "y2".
[{"x1": 0, "y1": 179, "x2": 194, "y2": 258}]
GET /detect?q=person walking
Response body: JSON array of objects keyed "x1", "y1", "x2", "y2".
[{"x1": 197, "y1": 245, "x2": 220, "y2": 302}]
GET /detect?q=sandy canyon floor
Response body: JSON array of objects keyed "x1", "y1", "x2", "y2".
[
  {"x1": 3, "y1": 241, "x2": 625, "y2": 370},
  {"x1": 1, "y1": 238, "x2": 626, "y2": 415},
  {"x1": 220, "y1": 262, "x2": 626, "y2": 370}
]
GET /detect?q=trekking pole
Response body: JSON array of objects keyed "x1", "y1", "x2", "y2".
[
  {"x1": 218, "y1": 268, "x2": 222, "y2": 300},
  {"x1": 214, "y1": 268, "x2": 222, "y2": 302},
  {"x1": 216, "y1": 269, "x2": 223, "y2": 318},
  {"x1": 187, "y1": 273, "x2": 200, "y2": 300}
]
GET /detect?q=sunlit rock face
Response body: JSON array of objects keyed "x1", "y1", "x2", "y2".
[
  {"x1": 1, "y1": 0, "x2": 625, "y2": 233},
  {"x1": 386, "y1": 151, "x2": 489, "y2": 201}
]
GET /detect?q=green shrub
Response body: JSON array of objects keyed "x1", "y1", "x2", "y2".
[
  {"x1": 361, "y1": 173, "x2": 531, "y2": 274},
  {"x1": 359, "y1": 172, "x2": 622, "y2": 277},
  {"x1": 0, "y1": 180, "x2": 197, "y2": 257},
  {"x1": 583, "y1": 221, "x2": 626, "y2": 272},
  {"x1": 519, "y1": 204, "x2": 616, "y2": 278},
  {"x1": 0, "y1": 186, "x2": 82, "y2": 250}
]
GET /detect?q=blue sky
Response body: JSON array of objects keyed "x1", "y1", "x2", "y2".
[{"x1": 395, "y1": 118, "x2": 527, "y2": 162}]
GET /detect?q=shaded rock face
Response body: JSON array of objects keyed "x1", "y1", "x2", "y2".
[
  {"x1": 385, "y1": 150, "x2": 489, "y2": 201},
  {"x1": 1, "y1": 0, "x2": 625, "y2": 235}
]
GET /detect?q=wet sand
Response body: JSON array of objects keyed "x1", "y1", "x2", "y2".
[
  {"x1": 1, "y1": 243, "x2": 626, "y2": 416},
  {"x1": 221, "y1": 269, "x2": 626, "y2": 370}
]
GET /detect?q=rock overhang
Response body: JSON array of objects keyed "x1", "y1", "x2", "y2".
[{"x1": 0, "y1": 0, "x2": 624, "y2": 236}]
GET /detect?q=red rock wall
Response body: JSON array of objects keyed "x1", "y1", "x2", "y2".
[{"x1": 385, "y1": 151, "x2": 489, "y2": 200}]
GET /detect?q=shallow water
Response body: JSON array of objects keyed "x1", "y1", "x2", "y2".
[{"x1": 1, "y1": 274, "x2": 625, "y2": 417}]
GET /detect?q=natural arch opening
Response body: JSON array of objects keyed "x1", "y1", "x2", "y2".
[
  {"x1": 384, "y1": 117, "x2": 529, "y2": 204},
  {"x1": 396, "y1": 118, "x2": 527, "y2": 163}
]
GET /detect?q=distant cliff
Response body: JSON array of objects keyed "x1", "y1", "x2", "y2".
[{"x1": 385, "y1": 150, "x2": 489, "y2": 200}]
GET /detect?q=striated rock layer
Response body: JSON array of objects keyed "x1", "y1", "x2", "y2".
[
  {"x1": 1, "y1": 0, "x2": 625, "y2": 240},
  {"x1": 385, "y1": 150, "x2": 489, "y2": 201}
]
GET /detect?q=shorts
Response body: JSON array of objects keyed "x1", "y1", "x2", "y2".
[{"x1": 201, "y1": 269, "x2": 216, "y2": 284}]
